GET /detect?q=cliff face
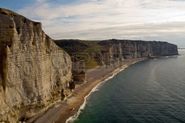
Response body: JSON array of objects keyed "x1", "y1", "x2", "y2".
[
  {"x1": 98, "y1": 40, "x2": 178, "y2": 63},
  {"x1": 55, "y1": 39, "x2": 178, "y2": 82},
  {"x1": 55, "y1": 39, "x2": 178, "y2": 65},
  {"x1": 0, "y1": 8, "x2": 72, "y2": 122}
]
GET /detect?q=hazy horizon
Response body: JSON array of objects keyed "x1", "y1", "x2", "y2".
[{"x1": 1, "y1": 0, "x2": 185, "y2": 47}]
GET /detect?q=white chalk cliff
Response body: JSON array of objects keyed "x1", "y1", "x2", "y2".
[{"x1": 0, "y1": 8, "x2": 72, "y2": 122}]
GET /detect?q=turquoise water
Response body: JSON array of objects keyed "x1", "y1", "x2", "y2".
[{"x1": 74, "y1": 50, "x2": 185, "y2": 123}]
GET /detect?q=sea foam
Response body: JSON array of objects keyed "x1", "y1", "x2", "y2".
[{"x1": 66, "y1": 65, "x2": 128, "y2": 123}]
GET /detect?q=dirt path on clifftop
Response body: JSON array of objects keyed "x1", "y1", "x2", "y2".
[{"x1": 27, "y1": 59, "x2": 144, "y2": 123}]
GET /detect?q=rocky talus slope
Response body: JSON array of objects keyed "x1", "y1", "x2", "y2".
[{"x1": 0, "y1": 8, "x2": 72, "y2": 122}]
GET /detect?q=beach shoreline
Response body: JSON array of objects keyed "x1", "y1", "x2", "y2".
[
  {"x1": 66, "y1": 65, "x2": 128, "y2": 123},
  {"x1": 28, "y1": 58, "x2": 145, "y2": 123}
]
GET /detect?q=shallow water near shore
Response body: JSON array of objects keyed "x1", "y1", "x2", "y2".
[
  {"x1": 66, "y1": 65, "x2": 130, "y2": 123},
  {"x1": 74, "y1": 50, "x2": 185, "y2": 123}
]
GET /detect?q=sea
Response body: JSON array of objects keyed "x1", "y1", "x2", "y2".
[{"x1": 74, "y1": 50, "x2": 185, "y2": 123}]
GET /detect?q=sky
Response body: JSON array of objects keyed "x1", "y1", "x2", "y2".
[{"x1": 1, "y1": 0, "x2": 185, "y2": 47}]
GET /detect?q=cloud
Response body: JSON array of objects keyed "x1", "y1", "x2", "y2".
[
  {"x1": 52, "y1": 21, "x2": 185, "y2": 39},
  {"x1": 17, "y1": 0, "x2": 185, "y2": 47}
]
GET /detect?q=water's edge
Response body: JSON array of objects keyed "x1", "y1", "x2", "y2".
[{"x1": 66, "y1": 60, "x2": 144, "y2": 123}]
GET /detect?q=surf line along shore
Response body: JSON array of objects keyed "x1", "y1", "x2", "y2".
[{"x1": 28, "y1": 58, "x2": 145, "y2": 123}]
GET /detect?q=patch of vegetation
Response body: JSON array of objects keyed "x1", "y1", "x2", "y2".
[
  {"x1": 55, "y1": 40, "x2": 102, "y2": 69},
  {"x1": 85, "y1": 58, "x2": 98, "y2": 69}
]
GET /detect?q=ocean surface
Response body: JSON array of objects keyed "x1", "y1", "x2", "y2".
[{"x1": 74, "y1": 50, "x2": 185, "y2": 123}]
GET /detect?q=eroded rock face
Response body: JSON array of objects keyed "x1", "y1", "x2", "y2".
[
  {"x1": 55, "y1": 39, "x2": 178, "y2": 85},
  {"x1": 55, "y1": 39, "x2": 178, "y2": 68},
  {"x1": 98, "y1": 40, "x2": 178, "y2": 61},
  {"x1": 0, "y1": 8, "x2": 72, "y2": 122}
]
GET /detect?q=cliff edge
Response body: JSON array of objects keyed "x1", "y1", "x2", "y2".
[
  {"x1": 55, "y1": 39, "x2": 178, "y2": 68},
  {"x1": 0, "y1": 8, "x2": 72, "y2": 122}
]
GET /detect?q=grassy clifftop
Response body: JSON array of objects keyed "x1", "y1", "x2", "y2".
[{"x1": 55, "y1": 39, "x2": 102, "y2": 69}]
